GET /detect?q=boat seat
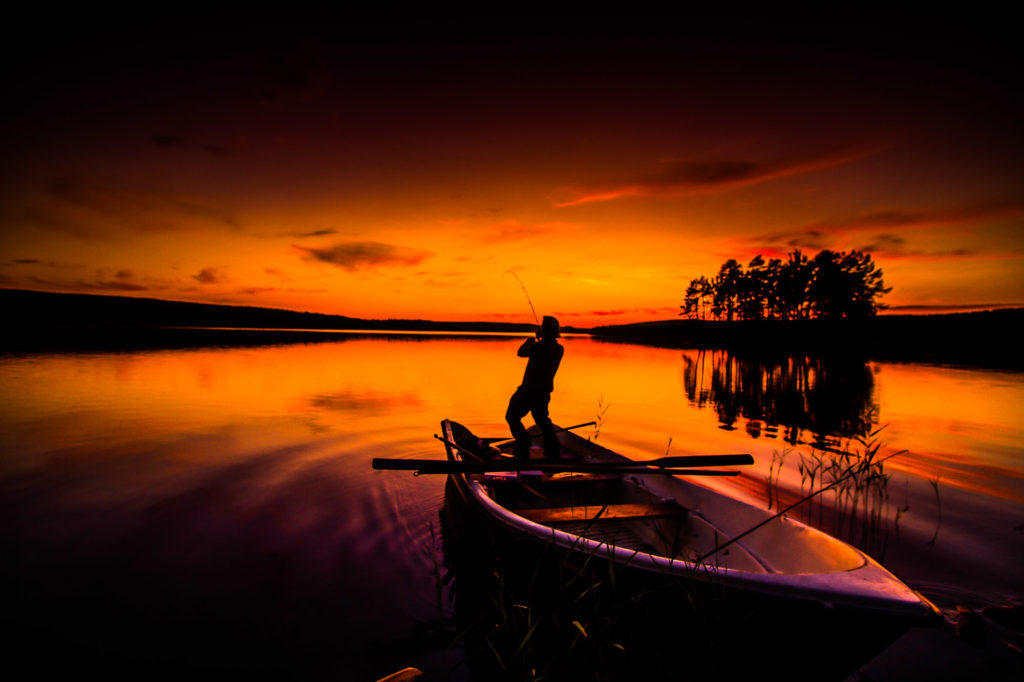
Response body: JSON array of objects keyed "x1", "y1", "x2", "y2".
[{"x1": 517, "y1": 503, "x2": 686, "y2": 524}]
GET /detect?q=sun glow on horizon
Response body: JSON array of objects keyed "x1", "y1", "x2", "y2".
[{"x1": 1, "y1": 10, "x2": 1021, "y2": 327}]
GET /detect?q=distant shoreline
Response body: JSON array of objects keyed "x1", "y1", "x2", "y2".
[
  {"x1": 3, "y1": 288, "x2": 573, "y2": 334},
  {"x1": 1, "y1": 289, "x2": 581, "y2": 353},
  {"x1": 4, "y1": 289, "x2": 1021, "y2": 368},
  {"x1": 589, "y1": 310, "x2": 1024, "y2": 369}
]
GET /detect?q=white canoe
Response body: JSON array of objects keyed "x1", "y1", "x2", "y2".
[{"x1": 440, "y1": 419, "x2": 939, "y2": 621}]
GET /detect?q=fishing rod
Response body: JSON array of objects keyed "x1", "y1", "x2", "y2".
[
  {"x1": 694, "y1": 448, "x2": 905, "y2": 563},
  {"x1": 506, "y1": 270, "x2": 540, "y2": 327}
]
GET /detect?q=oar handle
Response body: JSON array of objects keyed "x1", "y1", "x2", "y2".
[{"x1": 372, "y1": 457, "x2": 742, "y2": 476}]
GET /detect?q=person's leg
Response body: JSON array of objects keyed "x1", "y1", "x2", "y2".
[
  {"x1": 504, "y1": 389, "x2": 532, "y2": 458},
  {"x1": 530, "y1": 393, "x2": 560, "y2": 459}
]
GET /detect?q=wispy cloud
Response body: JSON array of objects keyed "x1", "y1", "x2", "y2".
[
  {"x1": 77, "y1": 279, "x2": 149, "y2": 292},
  {"x1": 553, "y1": 306, "x2": 679, "y2": 318},
  {"x1": 887, "y1": 303, "x2": 1024, "y2": 313},
  {"x1": 273, "y1": 227, "x2": 342, "y2": 238},
  {"x1": 49, "y1": 176, "x2": 239, "y2": 229},
  {"x1": 479, "y1": 220, "x2": 572, "y2": 244},
  {"x1": 14, "y1": 175, "x2": 242, "y2": 238},
  {"x1": 295, "y1": 241, "x2": 432, "y2": 271},
  {"x1": 295, "y1": 228, "x2": 339, "y2": 237},
  {"x1": 795, "y1": 198, "x2": 1024, "y2": 235},
  {"x1": 753, "y1": 195, "x2": 1024, "y2": 250},
  {"x1": 236, "y1": 286, "x2": 278, "y2": 296},
  {"x1": 551, "y1": 147, "x2": 878, "y2": 207},
  {"x1": 151, "y1": 132, "x2": 230, "y2": 156},
  {"x1": 743, "y1": 197, "x2": 1024, "y2": 260},
  {"x1": 11, "y1": 269, "x2": 153, "y2": 293}
]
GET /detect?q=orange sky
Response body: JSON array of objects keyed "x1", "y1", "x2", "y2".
[{"x1": 1, "y1": 8, "x2": 1021, "y2": 327}]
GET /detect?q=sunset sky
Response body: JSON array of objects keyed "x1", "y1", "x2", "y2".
[{"x1": 2, "y1": 7, "x2": 1021, "y2": 327}]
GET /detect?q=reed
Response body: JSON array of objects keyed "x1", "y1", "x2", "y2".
[
  {"x1": 926, "y1": 476, "x2": 942, "y2": 546},
  {"x1": 589, "y1": 395, "x2": 610, "y2": 442},
  {"x1": 767, "y1": 427, "x2": 899, "y2": 559},
  {"x1": 439, "y1": 498, "x2": 730, "y2": 681}
]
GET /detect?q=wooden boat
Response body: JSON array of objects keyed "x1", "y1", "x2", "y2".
[{"x1": 439, "y1": 419, "x2": 939, "y2": 622}]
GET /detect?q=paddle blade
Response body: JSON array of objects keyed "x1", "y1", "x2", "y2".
[
  {"x1": 372, "y1": 458, "x2": 455, "y2": 473},
  {"x1": 653, "y1": 454, "x2": 754, "y2": 468}
]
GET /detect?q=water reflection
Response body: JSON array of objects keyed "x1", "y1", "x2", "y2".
[
  {"x1": 1, "y1": 336, "x2": 1022, "y2": 679},
  {"x1": 681, "y1": 350, "x2": 879, "y2": 448}
]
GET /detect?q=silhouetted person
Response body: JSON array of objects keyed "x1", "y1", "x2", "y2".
[{"x1": 506, "y1": 315, "x2": 563, "y2": 459}]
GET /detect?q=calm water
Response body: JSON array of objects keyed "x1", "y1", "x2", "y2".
[{"x1": 1, "y1": 335, "x2": 1022, "y2": 679}]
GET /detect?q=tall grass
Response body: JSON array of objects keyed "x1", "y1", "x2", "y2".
[
  {"x1": 440, "y1": 497, "x2": 732, "y2": 681},
  {"x1": 767, "y1": 427, "x2": 902, "y2": 559}
]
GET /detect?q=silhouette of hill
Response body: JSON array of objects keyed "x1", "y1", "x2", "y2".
[
  {"x1": 2, "y1": 289, "x2": 580, "y2": 353},
  {"x1": 591, "y1": 310, "x2": 1024, "y2": 369}
]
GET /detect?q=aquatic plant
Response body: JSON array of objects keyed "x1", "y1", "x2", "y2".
[
  {"x1": 926, "y1": 476, "x2": 942, "y2": 546},
  {"x1": 589, "y1": 395, "x2": 610, "y2": 442},
  {"x1": 767, "y1": 427, "x2": 900, "y2": 559},
  {"x1": 439, "y1": 498, "x2": 730, "y2": 681}
]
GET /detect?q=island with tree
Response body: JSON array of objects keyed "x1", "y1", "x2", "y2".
[
  {"x1": 592, "y1": 249, "x2": 1022, "y2": 368},
  {"x1": 681, "y1": 250, "x2": 890, "y2": 322}
]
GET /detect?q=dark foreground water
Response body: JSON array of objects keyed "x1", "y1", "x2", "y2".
[{"x1": 1, "y1": 335, "x2": 1021, "y2": 680}]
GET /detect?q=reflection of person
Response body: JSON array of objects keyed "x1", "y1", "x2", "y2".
[{"x1": 506, "y1": 315, "x2": 564, "y2": 459}]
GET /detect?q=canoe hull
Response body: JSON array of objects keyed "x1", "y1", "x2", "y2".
[
  {"x1": 441, "y1": 474, "x2": 916, "y2": 682},
  {"x1": 442, "y1": 420, "x2": 936, "y2": 614}
]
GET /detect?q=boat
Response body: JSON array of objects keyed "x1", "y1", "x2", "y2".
[
  {"x1": 437, "y1": 418, "x2": 940, "y2": 678},
  {"x1": 440, "y1": 419, "x2": 937, "y2": 618}
]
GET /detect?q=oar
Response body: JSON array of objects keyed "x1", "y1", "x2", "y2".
[
  {"x1": 480, "y1": 421, "x2": 597, "y2": 445},
  {"x1": 371, "y1": 458, "x2": 741, "y2": 477},
  {"x1": 619, "y1": 454, "x2": 753, "y2": 468},
  {"x1": 433, "y1": 433, "x2": 751, "y2": 468}
]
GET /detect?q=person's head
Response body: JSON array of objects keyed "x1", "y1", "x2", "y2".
[{"x1": 539, "y1": 315, "x2": 560, "y2": 339}]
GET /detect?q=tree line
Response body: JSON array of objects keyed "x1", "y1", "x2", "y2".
[{"x1": 681, "y1": 249, "x2": 891, "y2": 321}]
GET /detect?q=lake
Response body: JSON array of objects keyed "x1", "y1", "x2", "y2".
[{"x1": 1, "y1": 334, "x2": 1022, "y2": 680}]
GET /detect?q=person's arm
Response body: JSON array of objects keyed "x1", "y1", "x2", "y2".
[
  {"x1": 517, "y1": 337, "x2": 536, "y2": 357},
  {"x1": 551, "y1": 343, "x2": 564, "y2": 374}
]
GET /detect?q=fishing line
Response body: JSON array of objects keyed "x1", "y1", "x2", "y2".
[{"x1": 505, "y1": 270, "x2": 540, "y2": 326}]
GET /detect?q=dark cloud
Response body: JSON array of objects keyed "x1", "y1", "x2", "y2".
[
  {"x1": 801, "y1": 198, "x2": 1024, "y2": 234},
  {"x1": 746, "y1": 198, "x2": 1024, "y2": 256},
  {"x1": 43, "y1": 175, "x2": 239, "y2": 232},
  {"x1": 295, "y1": 241, "x2": 432, "y2": 271},
  {"x1": 552, "y1": 148, "x2": 878, "y2": 206},
  {"x1": 888, "y1": 303, "x2": 1024, "y2": 313},
  {"x1": 858, "y1": 233, "x2": 906, "y2": 251},
  {"x1": 78, "y1": 280, "x2": 149, "y2": 291},
  {"x1": 256, "y1": 43, "x2": 331, "y2": 103},
  {"x1": 151, "y1": 133, "x2": 185, "y2": 147},
  {"x1": 1, "y1": 258, "x2": 82, "y2": 269},
  {"x1": 294, "y1": 228, "x2": 339, "y2": 238},
  {"x1": 152, "y1": 132, "x2": 230, "y2": 156},
  {"x1": 193, "y1": 267, "x2": 224, "y2": 284}
]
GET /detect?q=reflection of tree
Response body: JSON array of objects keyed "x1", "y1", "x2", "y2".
[{"x1": 681, "y1": 350, "x2": 878, "y2": 446}]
